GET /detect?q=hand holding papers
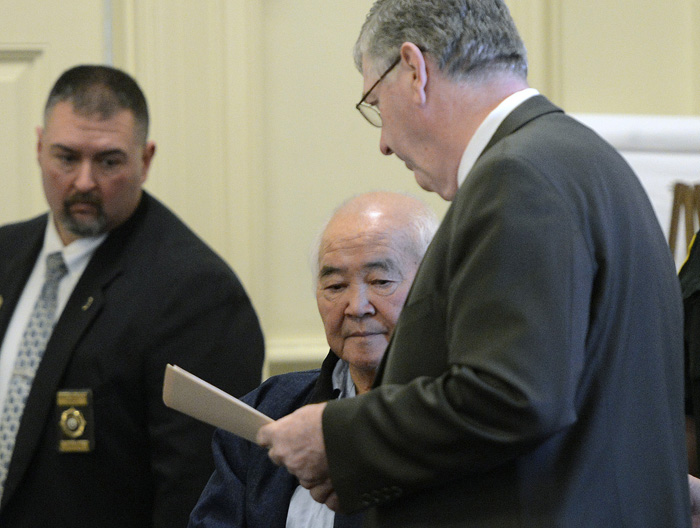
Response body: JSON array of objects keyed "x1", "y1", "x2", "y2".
[{"x1": 162, "y1": 364, "x2": 273, "y2": 444}]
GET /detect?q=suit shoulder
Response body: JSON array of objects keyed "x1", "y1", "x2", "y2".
[
  {"x1": 121, "y1": 195, "x2": 237, "y2": 276},
  {"x1": 0, "y1": 215, "x2": 47, "y2": 252},
  {"x1": 0, "y1": 214, "x2": 47, "y2": 236}
]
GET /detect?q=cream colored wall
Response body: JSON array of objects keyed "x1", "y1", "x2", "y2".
[
  {"x1": 111, "y1": 0, "x2": 450, "y2": 376},
  {"x1": 4, "y1": 1, "x2": 698, "y2": 377},
  {"x1": 509, "y1": 0, "x2": 700, "y2": 114},
  {"x1": 109, "y1": 0, "x2": 700, "y2": 376}
]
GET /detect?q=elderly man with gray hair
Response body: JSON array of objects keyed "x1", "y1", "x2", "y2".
[{"x1": 189, "y1": 191, "x2": 438, "y2": 528}]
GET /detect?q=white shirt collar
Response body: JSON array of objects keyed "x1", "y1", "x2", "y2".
[{"x1": 457, "y1": 88, "x2": 540, "y2": 188}]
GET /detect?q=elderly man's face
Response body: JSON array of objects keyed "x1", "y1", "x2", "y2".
[
  {"x1": 316, "y1": 213, "x2": 419, "y2": 374},
  {"x1": 37, "y1": 101, "x2": 155, "y2": 245}
]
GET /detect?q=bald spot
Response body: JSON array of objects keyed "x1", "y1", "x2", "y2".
[{"x1": 318, "y1": 192, "x2": 430, "y2": 276}]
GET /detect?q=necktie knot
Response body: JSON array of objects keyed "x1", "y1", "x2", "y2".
[{"x1": 45, "y1": 252, "x2": 68, "y2": 284}]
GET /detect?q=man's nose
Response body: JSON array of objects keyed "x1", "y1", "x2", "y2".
[
  {"x1": 73, "y1": 161, "x2": 97, "y2": 191},
  {"x1": 344, "y1": 284, "x2": 376, "y2": 317},
  {"x1": 379, "y1": 130, "x2": 393, "y2": 156}
]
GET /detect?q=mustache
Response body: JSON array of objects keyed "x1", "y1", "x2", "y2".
[
  {"x1": 64, "y1": 193, "x2": 102, "y2": 208},
  {"x1": 341, "y1": 324, "x2": 387, "y2": 339}
]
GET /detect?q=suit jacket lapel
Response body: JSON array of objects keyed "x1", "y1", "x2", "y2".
[
  {"x1": 481, "y1": 95, "x2": 563, "y2": 157},
  {"x1": 0, "y1": 217, "x2": 46, "y2": 339},
  {"x1": 1, "y1": 197, "x2": 150, "y2": 507},
  {"x1": 0, "y1": 218, "x2": 50, "y2": 507},
  {"x1": 1, "y1": 242, "x2": 123, "y2": 508}
]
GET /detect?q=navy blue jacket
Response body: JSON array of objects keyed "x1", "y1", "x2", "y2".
[{"x1": 189, "y1": 351, "x2": 362, "y2": 528}]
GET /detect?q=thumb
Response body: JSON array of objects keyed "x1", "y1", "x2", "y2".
[{"x1": 256, "y1": 423, "x2": 273, "y2": 447}]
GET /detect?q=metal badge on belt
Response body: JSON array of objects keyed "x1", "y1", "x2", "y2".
[{"x1": 56, "y1": 390, "x2": 94, "y2": 453}]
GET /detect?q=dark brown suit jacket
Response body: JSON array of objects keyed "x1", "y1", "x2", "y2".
[{"x1": 324, "y1": 96, "x2": 690, "y2": 527}]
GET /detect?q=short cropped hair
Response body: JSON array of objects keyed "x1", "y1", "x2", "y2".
[
  {"x1": 354, "y1": 0, "x2": 527, "y2": 83},
  {"x1": 44, "y1": 65, "x2": 150, "y2": 144}
]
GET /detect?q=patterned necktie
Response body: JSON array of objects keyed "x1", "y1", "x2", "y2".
[{"x1": 0, "y1": 251, "x2": 68, "y2": 500}]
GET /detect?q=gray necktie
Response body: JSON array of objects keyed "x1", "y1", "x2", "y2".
[{"x1": 0, "y1": 251, "x2": 68, "y2": 500}]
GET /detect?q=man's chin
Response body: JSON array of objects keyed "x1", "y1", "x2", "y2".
[
  {"x1": 414, "y1": 171, "x2": 435, "y2": 192},
  {"x1": 62, "y1": 216, "x2": 107, "y2": 238},
  {"x1": 343, "y1": 335, "x2": 387, "y2": 357},
  {"x1": 414, "y1": 171, "x2": 456, "y2": 201}
]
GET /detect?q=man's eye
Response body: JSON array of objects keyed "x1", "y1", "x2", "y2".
[
  {"x1": 100, "y1": 158, "x2": 122, "y2": 169},
  {"x1": 57, "y1": 154, "x2": 77, "y2": 164},
  {"x1": 369, "y1": 278, "x2": 400, "y2": 295}
]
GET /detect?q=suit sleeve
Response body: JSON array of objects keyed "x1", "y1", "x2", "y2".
[
  {"x1": 323, "y1": 156, "x2": 594, "y2": 511},
  {"x1": 142, "y1": 261, "x2": 264, "y2": 528}
]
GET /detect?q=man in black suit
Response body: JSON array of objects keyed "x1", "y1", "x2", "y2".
[
  {"x1": 257, "y1": 1, "x2": 690, "y2": 526},
  {"x1": 0, "y1": 65, "x2": 264, "y2": 527}
]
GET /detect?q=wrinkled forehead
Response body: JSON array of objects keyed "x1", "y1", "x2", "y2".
[{"x1": 318, "y1": 229, "x2": 412, "y2": 278}]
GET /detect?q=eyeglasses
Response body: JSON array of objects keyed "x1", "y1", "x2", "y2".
[{"x1": 355, "y1": 56, "x2": 400, "y2": 128}]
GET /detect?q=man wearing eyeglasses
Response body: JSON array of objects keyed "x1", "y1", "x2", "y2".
[{"x1": 257, "y1": 1, "x2": 690, "y2": 526}]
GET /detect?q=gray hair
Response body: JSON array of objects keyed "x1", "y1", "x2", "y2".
[
  {"x1": 309, "y1": 191, "x2": 439, "y2": 281},
  {"x1": 354, "y1": 0, "x2": 527, "y2": 83}
]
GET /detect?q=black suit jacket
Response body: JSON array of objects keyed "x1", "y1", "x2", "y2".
[
  {"x1": 324, "y1": 96, "x2": 690, "y2": 526},
  {"x1": 0, "y1": 192, "x2": 264, "y2": 528}
]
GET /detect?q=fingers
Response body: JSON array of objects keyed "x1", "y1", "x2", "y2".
[
  {"x1": 267, "y1": 448, "x2": 284, "y2": 466},
  {"x1": 257, "y1": 423, "x2": 287, "y2": 467},
  {"x1": 324, "y1": 492, "x2": 341, "y2": 512},
  {"x1": 307, "y1": 480, "x2": 341, "y2": 511},
  {"x1": 258, "y1": 414, "x2": 341, "y2": 511}
]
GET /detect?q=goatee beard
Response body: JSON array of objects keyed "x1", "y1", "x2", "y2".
[{"x1": 60, "y1": 193, "x2": 107, "y2": 238}]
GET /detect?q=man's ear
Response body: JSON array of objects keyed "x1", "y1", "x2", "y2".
[
  {"x1": 400, "y1": 42, "x2": 428, "y2": 106},
  {"x1": 139, "y1": 141, "x2": 157, "y2": 185}
]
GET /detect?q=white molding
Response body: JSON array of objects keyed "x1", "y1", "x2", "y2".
[
  {"x1": 265, "y1": 336, "x2": 328, "y2": 364},
  {"x1": 221, "y1": 0, "x2": 266, "y2": 303},
  {"x1": 263, "y1": 336, "x2": 328, "y2": 379},
  {"x1": 574, "y1": 113, "x2": 700, "y2": 267},
  {"x1": 574, "y1": 113, "x2": 700, "y2": 154}
]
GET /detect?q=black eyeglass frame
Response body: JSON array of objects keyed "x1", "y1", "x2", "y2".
[{"x1": 355, "y1": 56, "x2": 401, "y2": 127}]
